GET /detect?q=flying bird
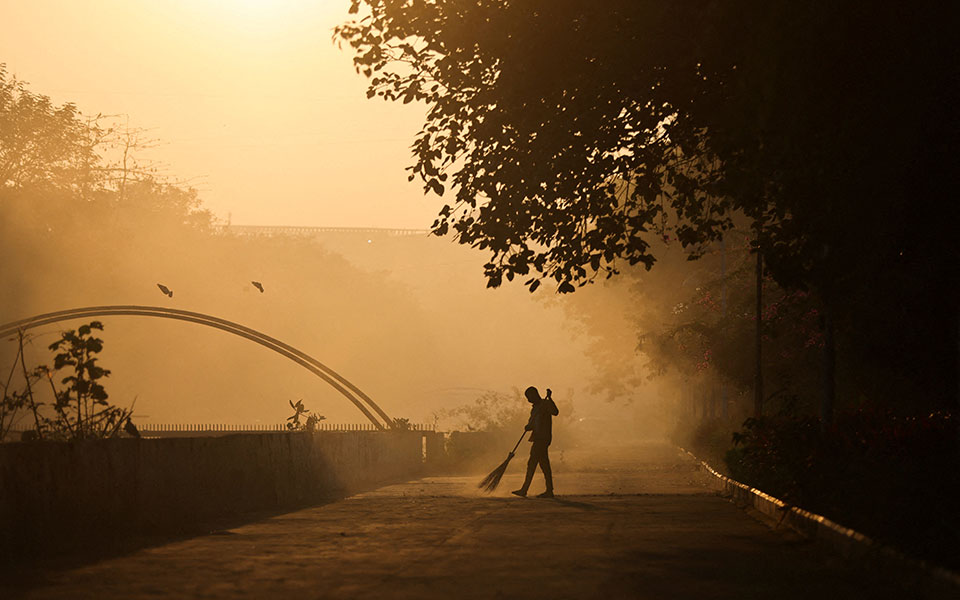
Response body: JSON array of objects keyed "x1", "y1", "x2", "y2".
[
  {"x1": 124, "y1": 418, "x2": 141, "y2": 438},
  {"x1": 157, "y1": 283, "x2": 173, "y2": 298},
  {"x1": 251, "y1": 281, "x2": 264, "y2": 293}
]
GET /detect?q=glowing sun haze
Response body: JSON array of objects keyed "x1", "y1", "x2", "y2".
[{"x1": 1, "y1": 0, "x2": 438, "y2": 227}]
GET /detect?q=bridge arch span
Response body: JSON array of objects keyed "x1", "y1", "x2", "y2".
[{"x1": 0, "y1": 305, "x2": 394, "y2": 430}]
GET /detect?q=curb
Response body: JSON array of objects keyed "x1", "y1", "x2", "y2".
[{"x1": 680, "y1": 447, "x2": 960, "y2": 598}]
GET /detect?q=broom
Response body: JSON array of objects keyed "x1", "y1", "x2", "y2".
[{"x1": 478, "y1": 429, "x2": 528, "y2": 493}]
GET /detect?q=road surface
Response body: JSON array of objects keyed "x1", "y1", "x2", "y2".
[{"x1": 4, "y1": 442, "x2": 913, "y2": 599}]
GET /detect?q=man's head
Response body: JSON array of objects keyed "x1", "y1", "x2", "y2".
[{"x1": 524, "y1": 386, "x2": 541, "y2": 404}]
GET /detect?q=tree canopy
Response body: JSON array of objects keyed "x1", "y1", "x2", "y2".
[
  {"x1": 336, "y1": 1, "x2": 957, "y2": 409},
  {"x1": 0, "y1": 65, "x2": 94, "y2": 192},
  {"x1": 336, "y1": 1, "x2": 955, "y2": 296}
]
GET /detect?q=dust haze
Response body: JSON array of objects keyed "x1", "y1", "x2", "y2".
[
  {"x1": 1, "y1": 196, "x2": 706, "y2": 447},
  {"x1": 1, "y1": 208, "x2": 717, "y2": 452},
  {"x1": 0, "y1": 2, "x2": 716, "y2": 452},
  {"x1": 0, "y1": 64, "x2": 721, "y2": 452}
]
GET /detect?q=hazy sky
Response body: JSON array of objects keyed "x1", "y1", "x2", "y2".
[{"x1": 2, "y1": 0, "x2": 440, "y2": 227}]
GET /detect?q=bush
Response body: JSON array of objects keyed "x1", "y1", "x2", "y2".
[
  {"x1": 3, "y1": 322, "x2": 135, "y2": 441},
  {"x1": 676, "y1": 417, "x2": 741, "y2": 476},
  {"x1": 726, "y1": 410, "x2": 960, "y2": 569}
]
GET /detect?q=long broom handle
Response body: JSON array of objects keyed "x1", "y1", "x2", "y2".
[{"x1": 508, "y1": 430, "x2": 528, "y2": 455}]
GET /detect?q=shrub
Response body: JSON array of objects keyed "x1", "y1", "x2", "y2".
[{"x1": 726, "y1": 409, "x2": 960, "y2": 569}]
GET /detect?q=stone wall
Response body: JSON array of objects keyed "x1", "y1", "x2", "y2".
[{"x1": 0, "y1": 431, "x2": 427, "y2": 560}]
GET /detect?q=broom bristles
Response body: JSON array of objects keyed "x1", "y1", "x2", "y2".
[{"x1": 478, "y1": 452, "x2": 514, "y2": 493}]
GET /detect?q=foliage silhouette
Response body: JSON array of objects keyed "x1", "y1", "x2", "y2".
[
  {"x1": 336, "y1": 1, "x2": 953, "y2": 294},
  {"x1": 1, "y1": 323, "x2": 135, "y2": 441},
  {"x1": 43, "y1": 321, "x2": 134, "y2": 440},
  {"x1": 286, "y1": 398, "x2": 325, "y2": 432},
  {"x1": 391, "y1": 417, "x2": 412, "y2": 431},
  {"x1": 287, "y1": 400, "x2": 326, "y2": 431},
  {"x1": 726, "y1": 410, "x2": 960, "y2": 570}
]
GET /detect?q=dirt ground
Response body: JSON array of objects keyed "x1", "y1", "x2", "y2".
[{"x1": 3, "y1": 442, "x2": 918, "y2": 599}]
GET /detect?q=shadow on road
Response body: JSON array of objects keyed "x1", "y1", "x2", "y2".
[
  {"x1": 546, "y1": 497, "x2": 607, "y2": 511},
  {"x1": 0, "y1": 499, "x2": 344, "y2": 595}
]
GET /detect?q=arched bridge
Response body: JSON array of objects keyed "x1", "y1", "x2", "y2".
[{"x1": 0, "y1": 305, "x2": 395, "y2": 430}]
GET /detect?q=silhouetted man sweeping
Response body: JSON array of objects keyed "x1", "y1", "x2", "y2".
[{"x1": 512, "y1": 386, "x2": 559, "y2": 498}]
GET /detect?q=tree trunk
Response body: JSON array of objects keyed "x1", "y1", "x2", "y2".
[
  {"x1": 819, "y1": 240, "x2": 836, "y2": 428},
  {"x1": 821, "y1": 299, "x2": 836, "y2": 426},
  {"x1": 721, "y1": 236, "x2": 728, "y2": 420},
  {"x1": 754, "y1": 234, "x2": 764, "y2": 418}
]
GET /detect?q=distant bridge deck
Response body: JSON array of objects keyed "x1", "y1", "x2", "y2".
[{"x1": 221, "y1": 225, "x2": 431, "y2": 238}]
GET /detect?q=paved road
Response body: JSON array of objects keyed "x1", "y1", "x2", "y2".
[{"x1": 4, "y1": 443, "x2": 913, "y2": 599}]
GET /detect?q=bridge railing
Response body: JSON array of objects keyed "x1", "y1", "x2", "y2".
[
  {"x1": 138, "y1": 422, "x2": 435, "y2": 436},
  {"x1": 141, "y1": 423, "x2": 434, "y2": 431},
  {"x1": 3, "y1": 422, "x2": 436, "y2": 440}
]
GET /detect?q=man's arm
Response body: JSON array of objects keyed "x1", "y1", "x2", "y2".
[{"x1": 546, "y1": 388, "x2": 559, "y2": 416}]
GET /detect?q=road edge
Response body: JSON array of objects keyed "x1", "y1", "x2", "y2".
[{"x1": 679, "y1": 447, "x2": 960, "y2": 598}]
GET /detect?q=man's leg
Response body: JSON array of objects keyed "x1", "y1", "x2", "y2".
[
  {"x1": 512, "y1": 444, "x2": 538, "y2": 496},
  {"x1": 537, "y1": 443, "x2": 554, "y2": 497}
]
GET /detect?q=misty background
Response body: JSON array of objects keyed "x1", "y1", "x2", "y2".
[
  {"x1": 1, "y1": 193, "x2": 681, "y2": 440},
  {"x1": 0, "y1": 1, "x2": 677, "y2": 442},
  {"x1": 0, "y1": 85, "x2": 683, "y2": 438}
]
